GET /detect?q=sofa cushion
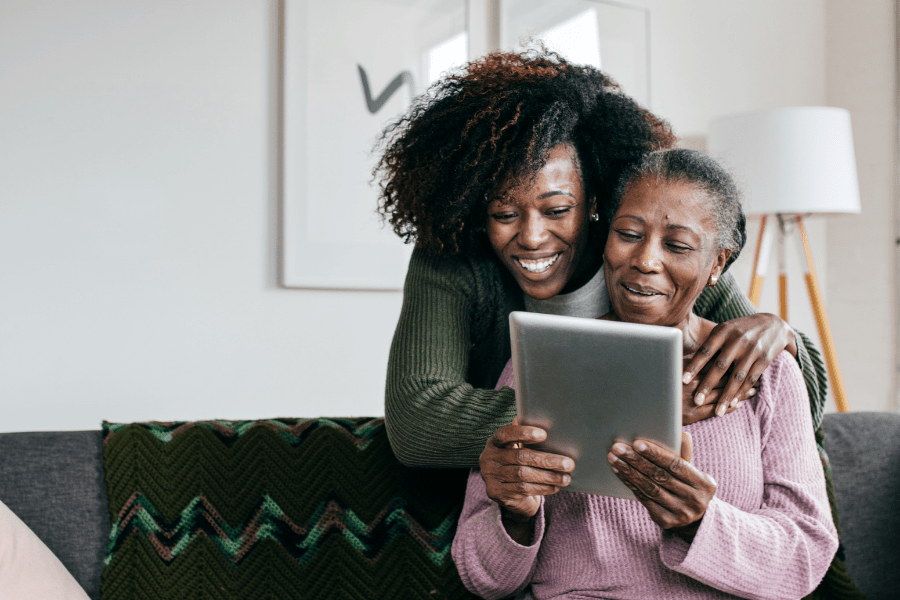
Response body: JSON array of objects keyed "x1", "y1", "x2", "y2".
[
  {"x1": 0, "y1": 499, "x2": 91, "y2": 599},
  {"x1": 101, "y1": 418, "x2": 480, "y2": 600},
  {"x1": 0, "y1": 430, "x2": 106, "y2": 600},
  {"x1": 824, "y1": 411, "x2": 900, "y2": 600}
]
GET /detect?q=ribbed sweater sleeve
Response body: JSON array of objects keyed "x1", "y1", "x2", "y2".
[
  {"x1": 384, "y1": 249, "x2": 517, "y2": 468},
  {"x1": 451, "y1": 469, "x2": 545, "y2": 600},
  {"x1": 659, "y1": 353, "x2": 838, "y2": 599},
  {"x1": 693, "y1": 272, "x2": 827, "y2": 431}
]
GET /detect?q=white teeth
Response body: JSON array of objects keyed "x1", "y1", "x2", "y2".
[
  {"x1": 625, "y1": 285, "x2": 657, "y2": 296},
  {"x1": 518, "y1": 254, "x2": 559, "y2": 273}
]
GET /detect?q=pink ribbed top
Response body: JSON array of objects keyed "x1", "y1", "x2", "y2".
[{"x1": 451, "y1": 352, "x2": 837, "y2": 600}]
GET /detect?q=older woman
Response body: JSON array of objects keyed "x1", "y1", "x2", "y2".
[
  {"x1": 452, "y1": 149, "x2": 838, "y2": 599},
  {"x1": 376, "y1": 50, "x2": 826, "y2": 472}
]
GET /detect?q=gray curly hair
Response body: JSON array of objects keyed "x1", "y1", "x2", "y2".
[{"x1": 607, "y1": 148, "x2": 747, "y2": 272}]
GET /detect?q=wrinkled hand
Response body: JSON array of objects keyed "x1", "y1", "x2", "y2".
[
  {"x1": 480, "y1": 425, "x2": 574, "y2": 540},
  {"x1": 683, "y1": 314, "x2": 794, "y2": 418},
  {"x1": 681, "y1": 357, "x2": 754, "y2": 425},
  {"x1": 608, "y1": 433, "x2": 716, "y2": 541}
]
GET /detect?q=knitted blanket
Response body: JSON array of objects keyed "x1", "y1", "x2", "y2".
[{"x1": 100, "y1": 418, "x2": 479, "y2": 600}]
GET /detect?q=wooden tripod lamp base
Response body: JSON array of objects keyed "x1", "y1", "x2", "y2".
[{"x1": 748, "y1": 215, "x2": 850, "y2": 412}]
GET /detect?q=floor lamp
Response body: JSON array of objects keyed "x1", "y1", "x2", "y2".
[{"x1": 708, "y1": 107, "x2": 861, "y2": 412}]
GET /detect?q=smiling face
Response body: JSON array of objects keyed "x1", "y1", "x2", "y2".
[
  {"x1": 486, "y1": 144, "x2": 596, "y2": 300},
  {"x1": 604, "y1": 177, "x2": 730, "y2": 330}
]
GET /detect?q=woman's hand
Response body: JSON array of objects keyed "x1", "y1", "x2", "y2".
[
  {"x1": 608, "y1": 433, "x2": 716, "y2": 542},
  {"x1": 683, "y1": 313, "x2": 796, "y2": 418},
  {"x1": 681, "y1": 357, "x2": 754, "y2": 425},
  {"x1": 480, "y1": 425, "x2": 574, "y2": 544}
]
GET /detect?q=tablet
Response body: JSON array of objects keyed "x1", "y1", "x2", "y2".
[{"x1": 509, "y1": 311, "x2": 682, "y2": 499}]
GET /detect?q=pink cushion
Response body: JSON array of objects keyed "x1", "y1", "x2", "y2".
[{"x1": 0, "y1": 500, "x2": 89, "y2": 599}]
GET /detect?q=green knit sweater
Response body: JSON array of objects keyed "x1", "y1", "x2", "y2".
[{"x1": 385, "y1": 247, "x2": 827, "y2": 468}]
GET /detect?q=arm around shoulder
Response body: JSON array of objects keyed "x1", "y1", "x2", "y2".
[{"x1": 694, "y1": 271, "x2": 827, "y2": 429}]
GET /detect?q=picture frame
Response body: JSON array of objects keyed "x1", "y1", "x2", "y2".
[{"x1": 280, "y1": 0, "x2": 468, "y2": 290}]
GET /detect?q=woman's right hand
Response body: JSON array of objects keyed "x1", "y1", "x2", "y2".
[{"x1": 480, "y1": 425, "x2": 574, "y2": 541}]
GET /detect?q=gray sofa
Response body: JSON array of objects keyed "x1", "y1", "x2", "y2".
[{"x1": 0, "y1": 412, "x2": 897, "y2": 600}]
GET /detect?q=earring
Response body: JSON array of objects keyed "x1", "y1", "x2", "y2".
[
  {"x1": 591, "y1": 213, "x2": 600, "y2": 222},
  {"x1": 708, "y1": 275, "x2": 718, "y2": 286}
]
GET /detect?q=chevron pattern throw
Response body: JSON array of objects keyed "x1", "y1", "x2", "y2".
[{"x1": 101, "y1": 418, "x2": 480, "y2": 599}]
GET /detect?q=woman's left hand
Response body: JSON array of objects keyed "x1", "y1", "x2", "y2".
[
  {"x1": 682, "y1": 313, "x2": 797, "y2": 417},
  {"x1": 608, "y1": 433, "x2": 716, "y2": 541}
]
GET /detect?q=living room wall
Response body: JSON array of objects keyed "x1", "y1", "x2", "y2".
[
  {"x1": 1, "y1": 0, "x2": 894, "y2": 432},
  {"x1": 824, "y1": 0, "x2": 898, "y2": 414}
]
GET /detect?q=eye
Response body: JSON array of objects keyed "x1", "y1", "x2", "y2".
[
  {"x1": 614, "y1": 229, "x2": 641, "y2": 242},
  {"x1": 546, "y1": 206, "x2": 574, "y2": 218},
  {"x1": 489, "y1": 211, "x2": 517, "y2": 223},
  {"x1": 666, "y1": 242, "x2": 694, "y2": 253}
]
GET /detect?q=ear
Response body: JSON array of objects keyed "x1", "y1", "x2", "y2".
[{"x1": 707, "y1": 249, "x2": 731, "y2": 287}]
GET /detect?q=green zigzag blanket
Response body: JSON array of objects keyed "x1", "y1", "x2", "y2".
[{"x1": 101, "y1": 418, "x2": 481, "y2": 600}]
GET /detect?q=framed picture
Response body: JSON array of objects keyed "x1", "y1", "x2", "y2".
[
  {"x1": 499, "y1": 0, "x2": 650, "y2": 107},
  {"x1": 281, "y1": 0, "x2": 468, "y2": 290}
]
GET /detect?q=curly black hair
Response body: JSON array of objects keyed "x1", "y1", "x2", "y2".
[{"x1": 374, "y1": 49, "x2": 675, "y2": 256}]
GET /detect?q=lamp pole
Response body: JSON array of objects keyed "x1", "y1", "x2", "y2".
[{"x1": 795, "y1": 216, "x2": 850, "y2": 412}]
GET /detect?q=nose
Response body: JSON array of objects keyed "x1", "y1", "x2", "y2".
[
  {"x1": 517, "y1": 212, "x2": 549, "y2": 249},
  {"x1": 634, "y1": 240, "x2": 662, "y2": 272}
]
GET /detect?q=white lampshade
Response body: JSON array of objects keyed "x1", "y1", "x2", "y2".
[{"x1": 708, "y1": 107, "x2": 861, "y2": 215}]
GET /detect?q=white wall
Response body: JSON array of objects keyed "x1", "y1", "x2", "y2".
[
  {"x1": 0, "y1": 0, "x2": 403, "y2": 431},
  {"x1": 644, "y1": 0, "x2": 828, "y2": 134},
  {"x1": 0, "y1": 0, "x2": 894, "y2": 432},
  {"x1": 825, "y1": 0, "x2": 898, "y2": 413}
]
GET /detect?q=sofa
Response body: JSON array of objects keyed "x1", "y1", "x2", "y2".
[{"x1": 0, "y1": 412, "x2": 897, "y2": 600}]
